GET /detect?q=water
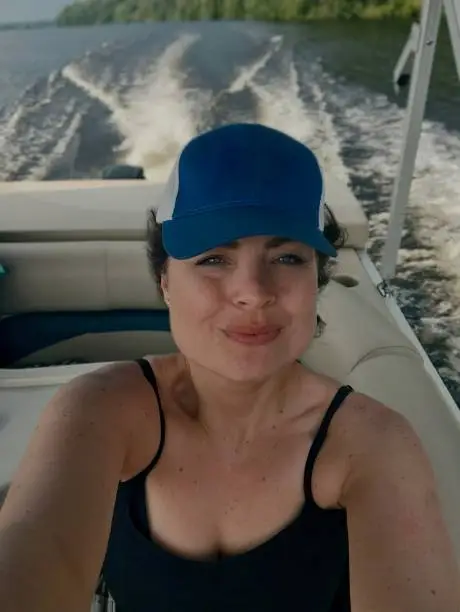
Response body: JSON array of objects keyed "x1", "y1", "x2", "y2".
[{"x1": 0, "y1": 20, "x2": 458, "y2": 405}]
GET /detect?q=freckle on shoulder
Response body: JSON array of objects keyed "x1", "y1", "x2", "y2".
[{"x1": 332, "y1": 389, "x2": 412, "y2": 451}]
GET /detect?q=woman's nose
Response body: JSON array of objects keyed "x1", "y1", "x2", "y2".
[{"x1": 230, "y1": 263, "x2": 276, "y2": 309}]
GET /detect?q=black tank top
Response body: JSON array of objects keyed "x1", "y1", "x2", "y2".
[{"x1": 102, "y1": 359, "x2": 353, "y2": 611}]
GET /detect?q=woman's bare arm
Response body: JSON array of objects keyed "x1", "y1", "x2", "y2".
[
  {"x1": 339, "y1": 398, "x2": 460, "y2": 612},
  {"x1": 0, "y1": 362, "x2": 157, "y2": 612}
]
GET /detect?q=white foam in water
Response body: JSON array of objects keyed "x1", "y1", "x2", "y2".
[
  {"x1": 0, "y1": 96, "x2": 83, "y2": 181},
  {"x1": 61, "y1": 34, "x2": 208, "y2": 183},
  {"x1": 245, "y1": 57, "x2": 349, "y2": 183},
  {"x1": 331, "y1": 83, "x2": 460, "y2": 279},
  {"x1": 0, "y1": 84, "x2": 62, "y2": 177},
  {"x1": 413, "y1": 123, "x2": 460, "y2": 279},
  {"x1": 1, "y1": 105, "x2": 24, "y2": 135},
  {"x1": 62, "y1": 63, "x2": 123, "y2": 116},
  {"x1": 318, "y1": 74, "x2": 460, "y2": 390},
  {"x1": 228, "y1": 35, "x2": 283, "y2": 94},
  {"x1": 116, "y1": 34, "x2": 209, "y2": 181},
  {"x1": 224, "y1": 37, "x2": 349, "y2": 183},
  {"x1": 26, "y1": 113, "x2": 83, "y2": 181}
]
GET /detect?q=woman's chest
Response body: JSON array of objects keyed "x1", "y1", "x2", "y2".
[{"x1": 143, "y1": 426, "x2": 317, "y2": 559}]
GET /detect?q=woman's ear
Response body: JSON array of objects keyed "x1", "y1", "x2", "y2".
[{"x1": 160, "y1": 273, "x2": 170, "y2": 307}]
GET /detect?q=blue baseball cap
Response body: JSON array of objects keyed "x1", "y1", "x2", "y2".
[{"x1": 156, "y1": 123, "x2": 336, "y2": 259}]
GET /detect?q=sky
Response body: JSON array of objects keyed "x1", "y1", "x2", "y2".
[{"x1": 0, "y1": 0, "x2": 70, "y2": 23}]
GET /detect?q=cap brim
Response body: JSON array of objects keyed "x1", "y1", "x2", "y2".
[{"x1": 161, "y1": 204, "x2": 337, "y2": 259}]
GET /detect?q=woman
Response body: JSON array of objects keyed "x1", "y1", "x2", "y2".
[{"x1": 0, "y1": 124, "x2": 458, "y2": 612}]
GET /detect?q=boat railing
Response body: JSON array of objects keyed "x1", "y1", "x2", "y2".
[{"x1": 380, "y1": 0, "x2": 460, "y2": 282}]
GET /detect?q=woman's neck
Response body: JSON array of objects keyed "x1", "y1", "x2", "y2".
[{"x1": 181, "y1": 358, "x2": 304, "y2": 455}]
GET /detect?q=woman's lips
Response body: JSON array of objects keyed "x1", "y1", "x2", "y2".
[{"x1": 223, "y1": 326, "x2": 282, "y2": 346}]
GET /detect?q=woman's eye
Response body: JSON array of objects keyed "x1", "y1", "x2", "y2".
[
  {"x1": 275, "y1": 254, "x2": 306, "y2": 265},
  {"x1": 195, "y1": 253, "x2": 307, "y2": 267},
  {"x1": 195, "y1": 255, "x2": 225, "y2": 266}
]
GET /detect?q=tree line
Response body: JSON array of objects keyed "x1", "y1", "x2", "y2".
[{"x1": 57, "y1": 0, "x2": 421, "y2": 26}]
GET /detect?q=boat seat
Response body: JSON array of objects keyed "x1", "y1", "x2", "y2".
[
  {"x1": 0, "y1": 310, "x2": 171, "y2": 368},
  {"x1": 0, "y1": 241, "x2": 162, "y2": 314},
  {"x1": 0, "y1": 239, "x2": 173, "y2": 367}
]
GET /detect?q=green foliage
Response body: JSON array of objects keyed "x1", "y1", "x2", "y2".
[{"x1": 56, "y1": 0, "x2": 422, "y2": 27}]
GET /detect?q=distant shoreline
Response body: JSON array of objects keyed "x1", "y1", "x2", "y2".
[
  {"x1": 56, "y1": 1, "x2": 421, "y2": 27},
  {"x1": 0, "y1": 21, "x2": 55, "y2": 32}
]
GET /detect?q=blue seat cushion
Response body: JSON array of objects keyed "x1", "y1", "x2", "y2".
[{"x1": 0, "y1": 310, "x2": 171, "y2": 367}]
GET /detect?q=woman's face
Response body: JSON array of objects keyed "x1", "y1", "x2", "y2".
[{"x1": 161, "y1": 235, "x2": 318, "y2": 381}]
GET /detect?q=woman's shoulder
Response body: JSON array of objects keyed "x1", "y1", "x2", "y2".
[
  {"x1": 49, "y1": 358, "x2": 174, "y2": 480},
  {"x1": 304, "y1": 371, "x2": 421, "y2": 507},
  {"x1": 304, "y1": 369, "x2": 411, "y2": 441},
  {"x1": 54, "y1": 360, "x2": 155, "y2": 422},
  {"x1": 312, "y1": 372, "x2": 417, "y2": 467},
  {"x1": 63, "y1": 354, "x2": 181, "y2": 406},
  {"x1": 320, "y1": 384, "x2": 458, "y2": 611},
  {"x1": 327, "y1": 383, "x2": 415, "y2": 454},
  {"x1": 63, "y1": 359, "x2": 147, "y2": 393},
  {"x1": 324, "y1": 383, "x2": 433, "y2": 508}
]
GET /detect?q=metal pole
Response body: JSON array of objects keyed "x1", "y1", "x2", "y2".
[
  {"x1": 380, "y1": 0, "x2": 443, "y2": 281},
  {"x1": 392, "y1": 22, "x2": 420, "y2": 94}
]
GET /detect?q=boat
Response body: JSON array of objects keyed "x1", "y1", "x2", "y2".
[{"x1": 0, "y1": 0, "x2": 459, "y2": 608}]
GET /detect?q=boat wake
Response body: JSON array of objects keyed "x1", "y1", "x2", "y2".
[{"x1": 308, "y1": 68, "x2": 460, "y2": 398}]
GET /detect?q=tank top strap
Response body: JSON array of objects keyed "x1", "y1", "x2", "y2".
[
  {"x1": 132, "y1": 358, "x2": 166, "y2": 478},
  {"x1": 304, "y1": 385, "x2": 354, "y2": 501}
]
